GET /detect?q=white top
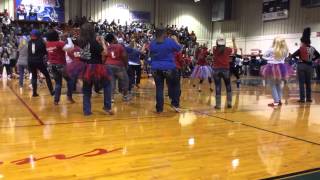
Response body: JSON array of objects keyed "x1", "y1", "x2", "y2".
[{"x1": 263, "y1": 48, "x2": 287, "y2": 64}]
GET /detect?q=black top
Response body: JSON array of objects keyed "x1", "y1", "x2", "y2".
[
  {"x1": 28, "y1": 38, "x2": 47, "y2": 64},
  {"x1": 80, "y1": 40, "x2": 103, "y2": 64}
]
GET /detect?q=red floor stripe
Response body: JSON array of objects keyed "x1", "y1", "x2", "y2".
[{"x1": 8, "y1": 86, "x2": 45, "y2": 125}]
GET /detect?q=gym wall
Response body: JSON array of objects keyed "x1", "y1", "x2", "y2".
[{"x1": 212, "y1": 0, "x2": 320, "y2": 53}]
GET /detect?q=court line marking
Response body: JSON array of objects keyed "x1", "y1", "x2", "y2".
[
  {"x1": 192, "y1": 109, "x2": 320, "y2": 146},
  {"x1": 0, "y1": 114, "x2": 176, "y2": 129},
  {"x1": 8, "y1": 86, "x2": 45, "y2": 125}
]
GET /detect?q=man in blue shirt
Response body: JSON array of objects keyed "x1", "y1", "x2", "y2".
[
  {"x1": 126, "y1": 40, "x2": 145, "y2": 92},
  {"x1": 150, "y1": 28, "x2": 182, "y2": 113}
]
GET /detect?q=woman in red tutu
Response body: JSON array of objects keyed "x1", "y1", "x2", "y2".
[
  {"x1": 71, "y1": 23, "x2": 113, "y2": 116},
  {"x1": 260, "y1": 37, "x2": 293, "y2": 107}
]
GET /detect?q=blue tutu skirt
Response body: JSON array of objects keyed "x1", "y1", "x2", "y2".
[
  {"x1": 260, "y1": 63, "x2": 293, "y2": 80},
  {"x1": 191, "y1": 65, "x2": 213, "y2": 79}
]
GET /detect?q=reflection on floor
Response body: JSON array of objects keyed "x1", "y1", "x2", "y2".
[{"x1": 0, "y1": 77, "x2": 320, "y2": 179}]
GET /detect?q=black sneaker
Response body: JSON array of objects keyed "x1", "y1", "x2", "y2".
[
  {"x1": 306, "y1": 99, "x2": 313, "y2": 103},
  {"x1": 297, "y1": 100, "x2": 305, "y2": 103},
  {"x1": 215, "y1": 106, "x2": 221, "y2": 109},
  {"x1": 32, "y1": 93, "x2": 39, "y2": 97}
]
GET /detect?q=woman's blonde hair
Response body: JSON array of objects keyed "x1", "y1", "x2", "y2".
[{"x1": 272, "y1": 37, "x2": 288, "y2": 60}]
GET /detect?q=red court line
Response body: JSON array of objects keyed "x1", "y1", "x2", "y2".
[{"x1": 8, "y1": 86, "x2": 45, "y2": 125}]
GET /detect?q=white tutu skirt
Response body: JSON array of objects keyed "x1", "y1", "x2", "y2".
[{"x1": 191, "y1": 65, "x2": 213, "y2": 79}]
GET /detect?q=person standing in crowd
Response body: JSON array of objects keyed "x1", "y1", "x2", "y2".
[
  {"x1": 291, "y1": 27, "x2": 320, "y2": 103},
  {"x1": 126, "y1": 40, "x2": 144, "y2": 92},
  {"x1": 46, "y1": 30, "x2": 74, "y2": 105},
  {"x1": 17, "y1": 32, "x2": 29, "y2": 87},
  {"x1": 28, "y1": 29, "x2": 54, "y2": 97},
  {"x1": 261, "y1": 37, "x2": 293, "y2": 107},
  {"x1": 212, "y1": 35, "x2": 236, "y2": 109},
  {"x1": 230, "y1": 48, "x2": 243, "y2": 89},
  {"x1": 150, "y1": 28, "x2": 182, "y2": 113},
  {"x1": 104, "y1": 33, "x2": 130, "y2": 101},
  {"x1": 191, "y1": 44, "x2": 213, "y2": 92},
  {"x1": 76, "y1": 23, "x2": 113, "y2": 116},
  {"x1": 1, "y1": 48, "x2": 11, "y2": 79}
]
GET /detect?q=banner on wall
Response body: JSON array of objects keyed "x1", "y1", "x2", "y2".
[
  {"x1": 15, "y1": 0, "x2": 64, "y2": 22},
  {"x1": 130, "y1": 11, "x2": 151, "y2": 22},
  {"x1": 262, "y1": 0, "x2": 289, "y2": 21}
]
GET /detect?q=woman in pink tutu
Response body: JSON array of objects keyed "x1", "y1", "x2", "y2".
[
  {"x1": 191, "y1": 45, "x2": 213, "y2": 92},
  {"x1": 261, "y1": 37, "x2": 293, "y2": 107}
]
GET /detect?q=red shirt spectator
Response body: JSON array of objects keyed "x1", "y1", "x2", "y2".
[
  {"x1": 46, "y1": 41, "x2": 66, "y2": 65},
  {"x1": 212, "y1": 47, "x2": 235, "y2": 69},
  {"x1": 106, "y1": 44, "x2": 126, "y2": 66},
  {"x1": 175, "y1": 52, "x2": 184, "y2": 69}
]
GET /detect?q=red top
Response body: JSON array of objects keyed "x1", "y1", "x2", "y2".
[
  {"x1": 105, "y1": 44, "x2": 125, "y2": 66},
  {"x1": 212, "y1": 47, "x2": 234, "y2": 69},
  {"x1": 175, "y1": 52, "x2": 184, "y2": 69},
  {"x1": 46, "y1": 41, "x2": 66, "y2": 65},
  {"x1": 197, "y1": 48, "x2": 209, "y2": 66},
  {"x1": 67, "y1": 46, "x2": 81, "y2": 62},
  {"x1": 184, "y1": 56, "x2": 192, "y2": 65}
]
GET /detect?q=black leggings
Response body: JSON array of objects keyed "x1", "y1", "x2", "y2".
[{"x1": 29, "y1": 63, "x2": 53, "y2": 95}]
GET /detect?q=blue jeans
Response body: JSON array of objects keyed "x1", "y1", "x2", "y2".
[
  {"x1": 213, "y1": 69, "x2": 232, "y2": 107},
  {"x1": 18, "y1": 65, "x2": 27, "y2": 87},
  {"x1": 153, "y1": 69, "x2": 180, "y2": 112},
  {"x1": 269, "y1": 79, "x2": 282, "y2": 103},
  {"x1": 297, "y1": 63, "x2": 313, "y2": 101},
  {"x1": 83, "y1": 80, "x2": 112, "y2": 115},
  {"x1": 49, "y1": 64, "x2": 73, "y2": 103}
]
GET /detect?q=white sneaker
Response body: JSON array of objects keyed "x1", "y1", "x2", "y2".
[{"x1": 171, "y1": 105, "x2": 182, "y2": 113}]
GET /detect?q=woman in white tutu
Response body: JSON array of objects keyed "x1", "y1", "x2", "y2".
[{"x1": 191, "y1": 44, "x2": 213, "y2": 92}]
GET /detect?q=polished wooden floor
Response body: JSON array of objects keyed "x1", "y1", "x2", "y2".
[{"x1": 1, "y1": 76, "x2": 320, "y2": 179}]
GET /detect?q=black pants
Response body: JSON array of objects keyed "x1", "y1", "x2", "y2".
[
  {"x1": 128, "y1": 65, "x2": 141, "y2": 91},
  {"x1": 29, "y1": 63, "x2": 54, "y2": 95},
  {"x1": 0, "y1": 64, "x2": 12, "y2": 76},
  {"x1": 297, "y1": 63, "x2": 313, "y2": 101},
  {"x1": 213, "y1": 69, "x2": 232, "y2": 107}
]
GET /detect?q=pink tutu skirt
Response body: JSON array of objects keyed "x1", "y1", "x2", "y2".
[
  {"x1": 191, "y1": 65, "x2": 213, "y2": 79},
  {"x1": 260, "y1": 63, "x2": 293, "y2": 80},
  {"x1": 66, "y1": 61, "x2": 110, "y2": 82}
]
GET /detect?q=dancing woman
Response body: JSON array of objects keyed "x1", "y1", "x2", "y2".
[
  {"x1": 212, "y1": 36, "x2": 236, "y2": 109},
  {"x1": 28, "y1": 29, "x2": 54, "y2": 97},
  {"x1": 291, "y1": 28, "x2": 320, "y2": 103},
  {"x1": 191, "y1": 44, "x2": 213, "y2": 92},
  {"x1": 260, "y1": 37, "x2": 293, "y2": 107},
  {"x1": 72, "y1": 23, "x2": 113, "y2": 116},
  {"x1": 150, "y1": 29, "x2": 182, "y2": 113}
]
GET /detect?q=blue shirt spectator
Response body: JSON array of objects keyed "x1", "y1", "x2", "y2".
[{"x1": 150, "y1": 37, "x2": 181, "y2": 70}]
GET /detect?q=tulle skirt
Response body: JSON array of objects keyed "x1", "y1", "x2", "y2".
[
  {"x1": 260, "y1": 63, "x2": 293, "y2": 80},
  {"x1": 191, "y1": 65, "x2": 213, "y2": 79},
  {"x1": 66, "y1": 61, "x2": 110, "y2": 83}
]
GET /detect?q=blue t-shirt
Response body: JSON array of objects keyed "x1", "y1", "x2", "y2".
[
  {"x1": 150, "y1": 38, "x2": 182, "y2": 70},
  {"x1": 126, "y1": 47, "x2": 141, "y2": 65}
]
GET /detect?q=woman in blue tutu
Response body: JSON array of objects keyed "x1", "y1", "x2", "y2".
[
  {"x1": 191, "y1": 45, "x2": 213, "y2": 92},
  {"x1": 260, "y1": 37, "x2": 293, "y2": 107}
]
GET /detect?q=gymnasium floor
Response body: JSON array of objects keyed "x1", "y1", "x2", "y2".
[{"x1": 1, "y1": 77, "x2": 320, "y2": 179}]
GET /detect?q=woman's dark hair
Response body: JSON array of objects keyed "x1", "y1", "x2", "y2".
[
  {"x1": 105, "y1": 33, "x2": 116, "y2": 44},
  {"x1": 217, "y1": 45, "x2": 225, "y2": 55},
  {"x1": 155, "y1": 28, "x2": 166, "y2": 39},
  {"x1": 46, "y1": 30, "x2": 59, "y2": 41},
  {"x1": 78, "y1": 23, "x2": 95, "y2": 48}
]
